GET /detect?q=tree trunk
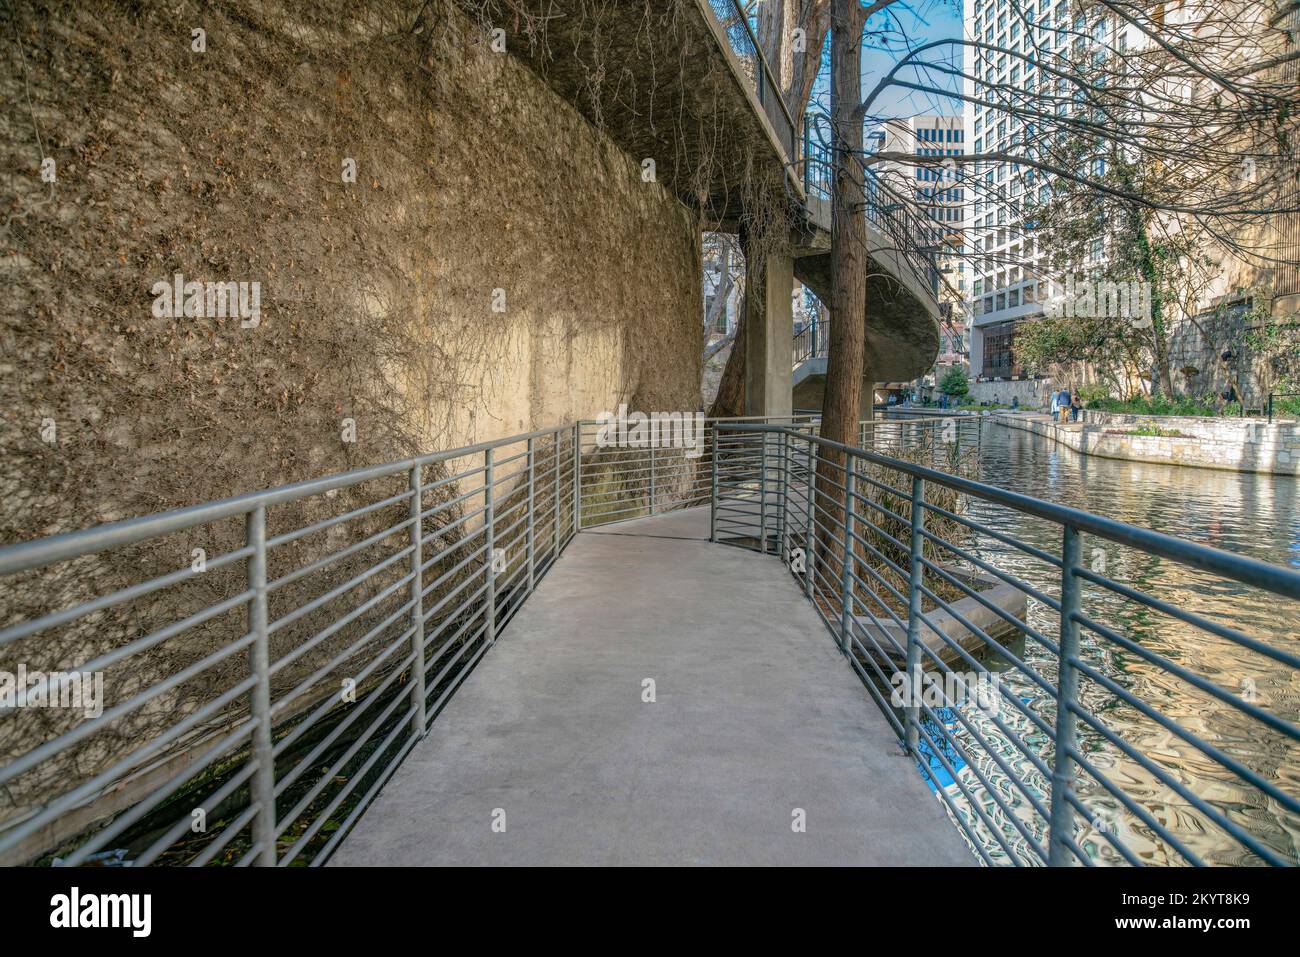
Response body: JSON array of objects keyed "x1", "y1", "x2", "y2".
[
  {"x1": 702, "y1": 243, "x2": 733, "y2": 349},
  {"x1": 815, "y1": 0, "x2": 869, "y2": 590},
  {"x1": 703, "y1": 328, "x2": 737, "y2": 362},
  {"x1": 789, "y1": 0, "x2": 831, "y2": 119},
  {"x1": 758, "y1": 0, "x2": 797, "y2": 96},
  {"x1": 820, "y1": 0, "x2": 868, "y2": 451},
  {"x1": 708, "y1": 245, "x2": 748, "y2": 419}
]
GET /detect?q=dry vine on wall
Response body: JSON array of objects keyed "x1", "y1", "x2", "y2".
[{"x1": 0, "y1": 0, "x2": 709, "y2": 861}]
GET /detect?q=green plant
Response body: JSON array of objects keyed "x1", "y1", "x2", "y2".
[
  {"x1": 938, "y1": 365, "x2": 969, "y2": 398},
  {"x1": 1088, "y1": 395, "x2": 1234, "y2": 417}
]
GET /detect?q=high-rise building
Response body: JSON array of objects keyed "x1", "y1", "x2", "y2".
[
  {"x1": 958, "y1": 0, "x2": 1298, "y2": 406},
  {"x1": 871, "y1": 114, "x2": 970, "y2": 376},
  {"x1": 962, "y1": 0, "x2": 1138, "y2": 382}
]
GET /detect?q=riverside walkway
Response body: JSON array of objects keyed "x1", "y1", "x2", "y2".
[{"x1": 331, "y1": 507, "x2": 973, "y2": 866}]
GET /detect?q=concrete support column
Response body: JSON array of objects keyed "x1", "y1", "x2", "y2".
[
  {"x1": 968, "y1": 324, "x2": 986, "y2": 380},
  {"x1": 743, "y1": 250, "x2": 794, "y2": 419}
]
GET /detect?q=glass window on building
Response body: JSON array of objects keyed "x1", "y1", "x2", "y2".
[{"x1": 982, "y1": 319, "x2": 1025, "y2": 378}]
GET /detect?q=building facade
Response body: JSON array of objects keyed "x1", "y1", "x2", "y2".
[
  {"x1": 962, "y1": 0, "x2": 1139, "y2": 383},
  {"x1": 872, "y1": 114, "x2": 969, "y2": 387},
  {"x1": 961, "y1": 0, "x2": 1298, "y2": 406}
]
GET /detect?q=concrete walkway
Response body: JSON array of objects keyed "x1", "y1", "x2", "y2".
[{"x1": 331, "y1": 507, "x2": 974, "y2": 866}]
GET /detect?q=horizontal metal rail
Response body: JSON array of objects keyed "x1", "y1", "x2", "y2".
[
  {"x1": 711, "y1": 420, "x2": 1300, "y2": 866},
  {"x1": 0, "y1": 424, "x2": 581, "y2": 866},
  {"x1": 703, "y1": 0, "x2": 796, "y2": 160},
  {"x1": 803, "y1": 110, "x2": 942, "y2": 296}
]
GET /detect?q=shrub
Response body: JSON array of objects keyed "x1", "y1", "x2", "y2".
[{"x1": 938, "y1": 366, "x2": 970, "y2": 398}]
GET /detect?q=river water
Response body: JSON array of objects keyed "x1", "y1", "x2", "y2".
[{"x1": 927, "y1": 419, "x2": 1299, "y2": 866}]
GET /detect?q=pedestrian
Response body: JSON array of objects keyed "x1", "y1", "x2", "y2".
[
  {"x1": 1070, "y1": 391, "x2": 1081, "y2": 422},
  {"x1": 1050, "y1": 388, "x2": 1060, "y2": 419},
  {"x1": 1057, "y1": 386, "x2": 1072, "y2": 423}
]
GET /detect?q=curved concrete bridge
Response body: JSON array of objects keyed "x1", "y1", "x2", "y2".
[
  {"x1": 331, "y1": 507, "x2": 972, "y2": 866},
  {"x1": 489, "y1": 0, "x2": 941, "y2": 417}
]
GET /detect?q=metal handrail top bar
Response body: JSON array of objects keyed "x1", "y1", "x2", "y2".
[
  {"x1": 726, "y1": 0, "x2": 796, "y2": 133},
  {"x1": 0, "y1": 424, "x2": 573, "y2": 577},
  {"x1": 721, "y1": 422, "x2": 1300, "y2": 601},
  {"x1": 577, "y1": 414, "x2": 817, "y2": 423}
]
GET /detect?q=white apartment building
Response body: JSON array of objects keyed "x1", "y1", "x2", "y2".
[{"x1": 962, "y1": 0, "x2": 1136, "y2": 381}]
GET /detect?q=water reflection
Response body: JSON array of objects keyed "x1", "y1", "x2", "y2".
[{"x1": 934, "y1": 423, "x2": 1300, "y2": 866}]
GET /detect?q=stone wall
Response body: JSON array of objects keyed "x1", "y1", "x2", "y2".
[
  {"x1": 997, "y1": 411, "x2": 1300, "y2": 476},
  {"x1": 0, "y1": 0, "x2": 701, "y2": 545},
  {"x1": 1166, "y1": 308, "x2": 1270, "y2": 406},
  {"x1": 966, "y1": 377, "x2": 1055, "y2": 408},
  {"x1": 0, "y1": 0, "x2": 705, "y2": 860}
]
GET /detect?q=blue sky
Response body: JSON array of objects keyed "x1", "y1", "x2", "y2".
[{"x1": 807, "y1": 0, "x2": 965, "y2": 123}]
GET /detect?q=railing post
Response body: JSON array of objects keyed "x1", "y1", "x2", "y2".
[
  {"x1": 572, "y1": 422, "x2": 580, "y2": 534},
  {"x1": 409, "y1": 465, "x2": 427, "y2": 736},
  {"x1": 778, "y1": 431, "x2": 789, "y2": 563},
  {"x1": 759, "y1": 431, "x2": 769, "y2": 554},
  {"x1": 1048, "y1": 524, "x2": 1083, "y2": 865},
  {"x1": 804, "y1": 441, "x2": 815, "y2": 599},
  {"x1": 552, "y1": 432, "x2": 560, "y2": 556},
  {"x1": 802, "y1": 112, "x2": 809, "y2": 186},
  {"x1": 526, "y1": 438, "x2": 535, "y2": 594},
  {"x1": 905, "y1": 476, "x2": 925, "y2": 755},
  {"x1": 709, "y1": 425, "x2": 718, "y2": 543},
  {"x1": 484, "y1": 448, "x2": 496, "y2": 645},
  {"x1": 649, "y1": 443, "x2": 656, "y2": 515},
  {"x1": 839, "y1": 461, "x2": 856, "y2": 655},
  {"x1": 246, "y1": 505, "x2": 276, "y2": 866}
]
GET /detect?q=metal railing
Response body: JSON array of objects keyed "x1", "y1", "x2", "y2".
[
  {"x1": 576, "y1": 415, "x2": 818, "y2": 528},
  {"x1": 0, "y1": 425, "x2": 578, "y2": 866},
  {"x1": 793, "y1": 317, "x2": 826, "y2": 366},
  {"x1": 11, "y1": 410, "x2": 1295, "y2": 867},
  {"x1": 0, "y1": 413, "x2": 825, "y2": 865},
  {"x1": 804, "y1": 111, "x2": 942, "y2": 296},
  {"x1": 710, "y1": 420, "x2": 1300, "y2": 865},
  {"x1": 1268, "y1": 391, "x2": 1300, "y2": 422},
  {"x1": 802, "y1": 110, "x2": 834, "y2": 202},
  {"x1": 704, "y1": 0, "x2": 797, "y2": 160}
]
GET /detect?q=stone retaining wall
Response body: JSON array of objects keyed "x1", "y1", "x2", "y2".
[{"x1": 996, "y1": 412, "x2": 1300, "y2": 475}]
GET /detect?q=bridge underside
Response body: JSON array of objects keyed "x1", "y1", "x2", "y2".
[
  {"x1": 792, "y1": 198, "x2": 941, "y2": 386},
  {"x1": 485, "y1": 0, "x2": 939, "y2": 408},
  {"x1": 332, "y1": 507, "x2": 972, "y2": 866},
  {"x1": 485, "y1": 0, "x2": 795, "y2": 226}
]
